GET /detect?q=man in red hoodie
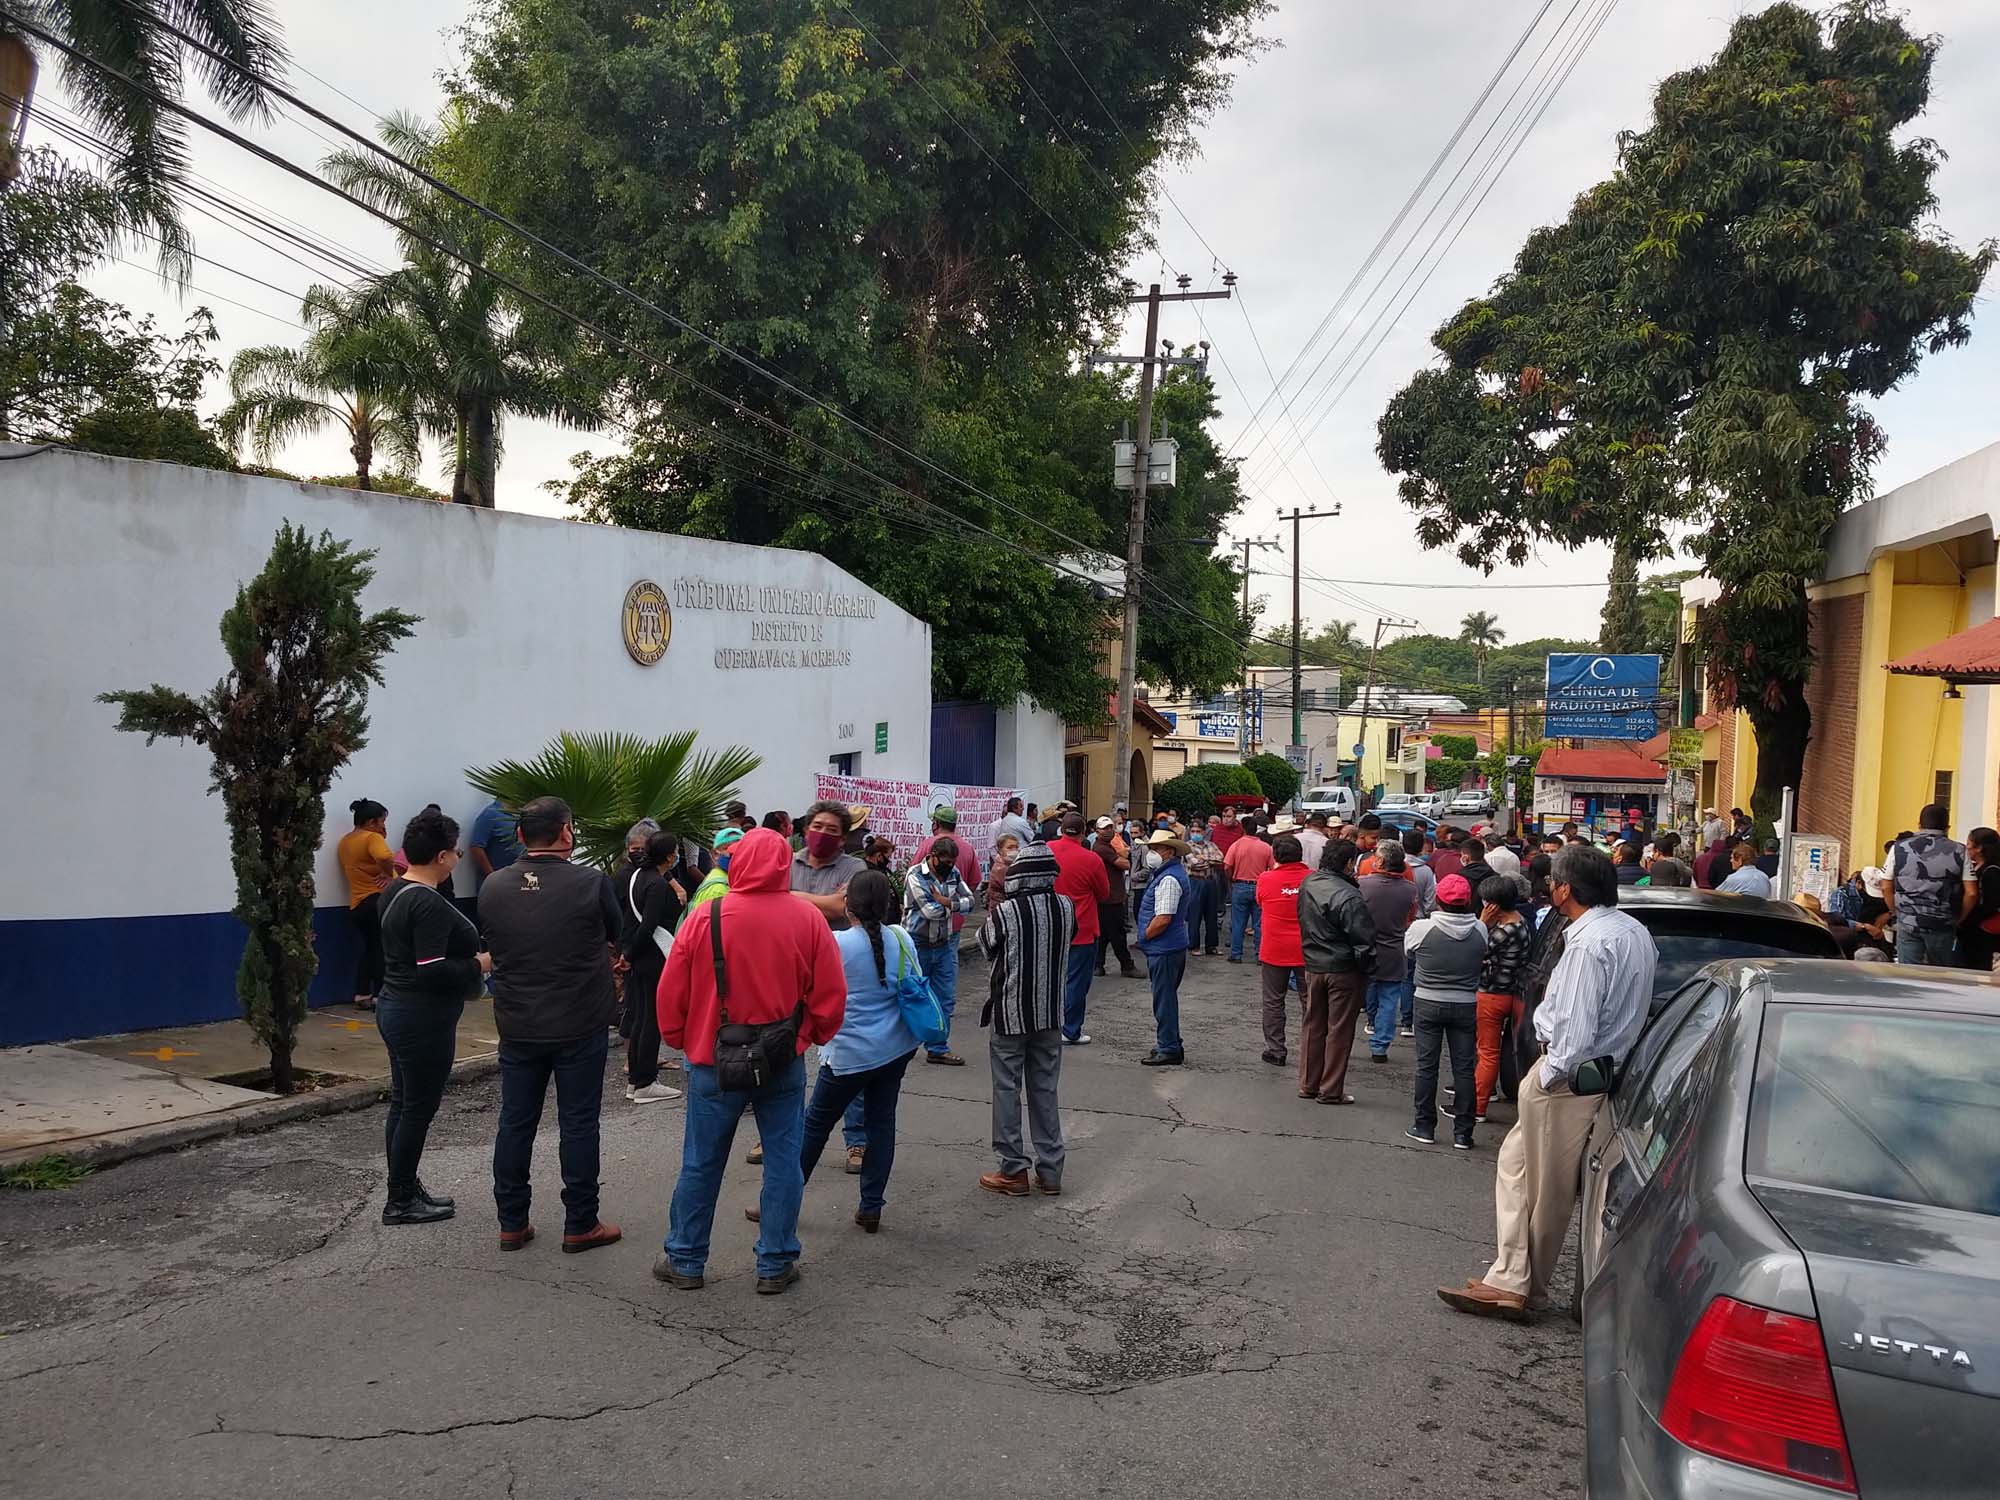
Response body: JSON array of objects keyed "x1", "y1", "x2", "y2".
[{"x1": 654, "y1": 828, "x2": 846, "y2": 1295}]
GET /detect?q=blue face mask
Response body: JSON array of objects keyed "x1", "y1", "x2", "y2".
[
  {"x1": 1191, "y1": 832, "x2": 1206, "y2": 844},
  {"x1": 717, "y1": 854, "x2": 731, "y2": 872}
]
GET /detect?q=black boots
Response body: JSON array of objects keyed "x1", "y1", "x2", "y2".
[
  {"x1": 382, "y1": 1189, "x2": 454, "y2": 1226},
  {"x1": 413, "y1": 1179, "x2": 454, "y2": 1210}
]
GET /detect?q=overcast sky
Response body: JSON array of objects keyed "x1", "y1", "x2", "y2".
[{"x1": 58, "y1": 0, "x2": 2000, "y2": 642}]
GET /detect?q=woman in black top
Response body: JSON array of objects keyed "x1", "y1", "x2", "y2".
[
  {"x1": 1959, "y1": 828, "x2": 2000, "y2": 971},
  {"x1": 620, "y1": 829, "x2": 690, "y2": 1102},
  {"x1": 375, "y1": 808, "x2": 487, "y2": 1225}
]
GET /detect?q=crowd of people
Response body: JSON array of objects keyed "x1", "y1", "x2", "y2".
[{"x1": 339, "y1": 779, "x2": 1998, "y2": 1303}]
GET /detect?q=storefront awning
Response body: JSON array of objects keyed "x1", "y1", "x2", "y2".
[{"x1": 1886, "y1": 616, "x2": 2000, "y2": 687}]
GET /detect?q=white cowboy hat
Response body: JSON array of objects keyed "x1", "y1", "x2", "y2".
[{"x1": 1146, "y1": 828, "x2": 1190, "y2": 852}]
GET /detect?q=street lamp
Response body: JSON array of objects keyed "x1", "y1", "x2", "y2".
[{"x1": 0, "y1": 30, "x2": 38, "y2": 187}]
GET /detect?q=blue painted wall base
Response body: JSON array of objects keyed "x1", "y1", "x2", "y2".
[{"x1": 1, "y1": 905, "x2": 368, "y2": 1046}]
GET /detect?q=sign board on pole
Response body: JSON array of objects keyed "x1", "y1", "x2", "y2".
[
  {"x1": 1544, "y1": 654, "x2": 1660, "y2": 740},
  {"x1": 1284, "y1": 744, "x2": 1307, "y2": 771},
  {"x1": 1784, "y1": 835, "x2": 1841, "y2": 908},
  {"x1": 1667, "y1": 726, "x2": 1703, "y2": 770}
]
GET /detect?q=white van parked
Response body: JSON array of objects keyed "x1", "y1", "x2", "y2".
[{"x1": 1298, "y1": 784, "x2": 1359, "y2": 822}]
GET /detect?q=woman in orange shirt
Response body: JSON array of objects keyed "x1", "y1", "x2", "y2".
[{"x1": 337, "y1": 798, "x2": 397, "y2": 1010}]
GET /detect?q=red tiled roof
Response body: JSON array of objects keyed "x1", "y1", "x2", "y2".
[
  {"x1": 1534, "y1": 747, "x2": 1669, "y2": 782},
  {"x1": 1636, "y1": 730, "x2": 1671, "y2": 763},
  {"x1": 1886, "y1": 616, "x2": 2000, "y2": 683},
  {"x1": 1693, "y1": 712, "x2": 1719, "y2": 730}
]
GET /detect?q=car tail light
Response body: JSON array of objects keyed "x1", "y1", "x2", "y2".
[{"x1": 1661, "y1": 1296, "x2": 1855, "y2": 1493}]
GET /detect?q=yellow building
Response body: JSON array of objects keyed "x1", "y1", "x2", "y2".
[{"x1": 1682, "y1": 444, "x2": 2000, "y2": 863}]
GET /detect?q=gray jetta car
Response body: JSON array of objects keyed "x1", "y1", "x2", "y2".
[{"x1": 1579, "y1": 960, "x2": 1997, "y2": 1497}]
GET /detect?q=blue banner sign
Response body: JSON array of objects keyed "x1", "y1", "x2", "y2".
[
  {"x1": 1544, "y1": 654, "x2": 1660, "y2": 740},
  {"x1": 1196, "y1": 689, "x2": 1262, "y2": 742}
]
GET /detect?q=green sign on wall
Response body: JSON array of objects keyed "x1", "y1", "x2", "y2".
[{"x1": 874, "y1": 721, "x2": 889, "y2": 754}]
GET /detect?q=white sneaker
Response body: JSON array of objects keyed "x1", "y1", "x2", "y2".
[
  {"x1": 1063, "y1": 1033, "x2": 1092, "y2": 1046},
  {"x1": 1398, "y1": 1026, "x2": 1415, "y2": 1038},
  {"x1": 630, "y1": 1082, "x2": 682, "y2": 1104}
]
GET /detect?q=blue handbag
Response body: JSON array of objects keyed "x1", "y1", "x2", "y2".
[{"x1": 892, "y1": 929, "x2": 949, "y2": 1049}]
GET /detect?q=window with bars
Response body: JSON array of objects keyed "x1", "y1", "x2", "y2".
[{"x1": 1934, "y1": 770, "x2": 1953, "y2": 817}]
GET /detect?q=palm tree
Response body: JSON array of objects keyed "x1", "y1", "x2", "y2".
[
  {"x1": 1460, "y1": 610, "x2": 1505, "y2": 683},
  {"x1": 318, "y1": 113, "x2": 596, "y2": 507},
  {"x1": 467, "y1": 732, "x2": 763, "y2": 871},
  {"x1": 4, "y1": 1, "x2": 287, "y2": 281},
  {"x1": 216, "y1": 288, "x2": 421, "y2": 489}
]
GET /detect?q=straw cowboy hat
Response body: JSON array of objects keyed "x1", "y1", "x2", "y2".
[{"x1": 1145, "y1": 828, "x2": 1191, "y2": 855}]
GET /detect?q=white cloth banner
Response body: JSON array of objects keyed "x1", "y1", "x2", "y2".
[{"x1": 813, "y1": 774, "x2": 1027, "y2": 871}]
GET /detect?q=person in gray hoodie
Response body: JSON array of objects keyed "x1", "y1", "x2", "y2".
[{"x1": 1406, "y1": 872, "x2": 1488, "y2": 1148}]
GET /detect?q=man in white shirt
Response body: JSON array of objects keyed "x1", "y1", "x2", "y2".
[
  {"x1": 1438, "y1": 843, "x2": 1655, "y2": 1318},
  {"x1": 991, "y1": 796, "x2": 1036, "y2": 853}
]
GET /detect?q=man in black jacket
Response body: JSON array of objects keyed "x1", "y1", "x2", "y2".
[
  {"x1": 479, "y1": 797, "x2": 624, "y2": 1255},
  {"x1": 1296, "y1": 839, "x2": 1377, "y2": 1105}
]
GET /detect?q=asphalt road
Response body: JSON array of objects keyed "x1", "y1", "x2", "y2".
[{"x1": 0, "y1": 949, "x2": 1584, "y2": 1499}]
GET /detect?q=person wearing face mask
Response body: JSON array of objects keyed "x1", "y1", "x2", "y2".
[
  {"x1": 1048, "y1": 812, "x2": 1111, "y2": 1044},
  {"x1": 620, "y1": 827, "x2": 689, "y2": 1106},
  {"x1": 477, "y1": 796, "x2": 625, "y2": 1255},
  {"x1": 1136, "y1": 828, "x2": 1195, "y2": 1065},
  {"x1": 790, "y1": 801, "x2": 867, "y2": 927},
  {"x1": 688, "y1": 827, "x2": 742, "y2": 909},
  {"x1": 1181, "y1": 821, "x2": 1223, "y2": 959},
  {"x1": 904, "y1": 836, "x2": 976, "y2": 1064}
]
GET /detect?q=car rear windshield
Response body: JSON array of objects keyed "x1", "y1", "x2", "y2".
[
  {"x1": 1749, "y1": 1006, "x2": 2000, "y2": 1218},
  {"x1": 1645, "y1": 922, "x2": 1839, "y2": 997}
]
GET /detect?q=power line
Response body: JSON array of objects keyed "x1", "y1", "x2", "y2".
[
  {"x1": 1237, "y1": 0, "x2": 1597, "y2": 488},
  {"x1": 1214, "y1": 0, "x2": 1561, "y2": 461},
  {"x1": 80, "y1": 0, "x2": 1130, "y2": 572},
  {"x1": 1245, "y1": 0, "x2": 1620, "y2": 495}
]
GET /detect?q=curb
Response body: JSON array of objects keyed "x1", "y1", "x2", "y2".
[{"x1": 2, "y1": 1051, "x2": 502, "y2": 1175}]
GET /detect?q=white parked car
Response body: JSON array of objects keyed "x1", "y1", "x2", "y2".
[
  {"x1": 1378, "y1": 792, "x2": 1415, "y2": 809},
  {"x1": 1446, "y1": 788, "x2": 1496, "y2": 819},
  {"x1": 1298, "y1": 784, "x2": 1358, "y2": 822},
  {"x1": 1413, "y1": 792, "x2": 1448, "y2": 817}
]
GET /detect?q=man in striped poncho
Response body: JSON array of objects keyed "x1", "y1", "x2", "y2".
[{"x1": 977, "y1": 842, "x2": 1075, "y2": 1197}]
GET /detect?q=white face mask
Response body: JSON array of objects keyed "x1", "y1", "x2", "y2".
[{"x1": 1145, "y1": 850, "x2": 1164, "y2": 871}]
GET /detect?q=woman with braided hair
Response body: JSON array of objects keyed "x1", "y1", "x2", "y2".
[{"x1": 743, "y1": 868, "x2": 919, "y2": 1234}]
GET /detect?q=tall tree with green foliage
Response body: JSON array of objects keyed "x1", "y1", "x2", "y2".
[
  {"x1": 1459, "y1": 611, "x2": 1504, "y2": 682},
  {"x1": 318, "y1": 114, "x2": 597, "y2": 507},
  {"x1": 100, "y1": 527, "x2": 417, "y2": 1092},
  {"x1": 217, "y1": 288, "x2": 422, "y2": 489},
  {"x1": 450, "y1": 0, "x2": 1267, "y2": 715},
  {"x1": 1379, "y1": 2, "x2": 1990, "y2": 829},
  {"x1": 1598, "y1": 546, "x2": 1645, "y2": 653},
  {"x1": 4, "y1": 0, "x2": 286, "y2": 279}
]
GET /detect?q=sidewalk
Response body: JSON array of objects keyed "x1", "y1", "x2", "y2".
[{"x1": 1, "y1": 1001, "x2": 500, "y2": 1170}]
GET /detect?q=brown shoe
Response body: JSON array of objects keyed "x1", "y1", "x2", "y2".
[
  {"x1": 926, "y1": 1051, "x2": 966, "y2": 1066},
  {"x1": 854, "y1": 1210, "x2": 881, "y2": 1233},
  {"x1": 1318, "y1": 1093, "x2": 1356, "y2": 1105},
  {"x1": 560, "y1": 1221, "x2": 622, "y2": 1254},
  {"x1": 498, "y1": 1224, "x2": 535, "y2": 1252},
  {"x1": 845, "y1": 1146, "x2": 865, "y2": 1174},
  {"x1": 980, "y1": 1170, "x2": 1030, "y2": 1197},
  {"x1": 746, "y1": 1142, "x2": 764, "y2": 1166},
  {"x1": 1033, "y1": 1174, "x2": 1061, "y2": 1197},
  {"x1": 1436, "y1": 1281, "x2": 1528, "y2": 1320}
]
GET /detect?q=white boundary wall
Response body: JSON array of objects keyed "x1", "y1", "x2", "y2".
[{"x1": 0, "y1": 447, "x2": 933, "y2": 923}]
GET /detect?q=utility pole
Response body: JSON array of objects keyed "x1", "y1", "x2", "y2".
[
  {"x1": 1233, "y1": 533, "x2": 1278, "y2": 757},
  {"x1": 1096, "y1": 276, "x2": 1232, "y2": 816},
  {"x1": 1276, "y1": 505, "x2": 1339, "y2": 755},
  {"x1": 1353, "y1": 616, "x2": 1412, "y2": 805}
]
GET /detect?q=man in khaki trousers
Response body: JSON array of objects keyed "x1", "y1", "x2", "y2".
[{"x1": 1437, "y1": 844, "x2": 1655, "y2": 1318}]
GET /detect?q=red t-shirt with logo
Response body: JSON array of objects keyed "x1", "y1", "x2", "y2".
[{"x1": 1255, "y1": 862, "x2": 1312, "y2": 967}]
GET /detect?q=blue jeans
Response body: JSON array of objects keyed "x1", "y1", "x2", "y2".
[
  {"x1": 493, "y1": 1027, "x2": 608, "y2": 1235},
  {"x1": 1146, "y1": 947, "x2": 1188, "y2": 1055},
  {"x1": 1399, "y1": 976, "x2": 1416, "y2": 1028},
  {"x1": 841, "y1": 1092, "x2": 866, "y2": 1150},
  {"x1": 917, "y1": 939, "x2": 960, "y2": 1054},
  {"x1": 1895, "y1": 927, "x2": 1955, "y2": 966},
  {"x1": 1228, "y1": 881, "x2": 1260, "y2": 960},
  {"x1": 1364, "y1": 979, "x2": 1402, "y2": 1056},
  {"x1": 666, "y1": 1054, "x2": 806, "y2": 1279},
  {"x1": 375, "y1": 994, "x2": 461, "y2": 1197},
  {"x1": 1063, "y1": 942, "x2": 1096, "y2": 1040},
  {"x1": 802, "y1": 1051, "x2": 915, "y2": 1214},
  {"x1": 1190, "y1": 875, "x2": 1222, "y2": 952}
]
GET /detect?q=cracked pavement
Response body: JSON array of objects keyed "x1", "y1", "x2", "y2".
[{"x1": 0, "y1": 950, "x2": 1584, "y2": 1498}]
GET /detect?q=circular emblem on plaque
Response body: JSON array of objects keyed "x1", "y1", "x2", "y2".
[{"x1": 622, "y1": 579, "x2": 671, "y2": 666}]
